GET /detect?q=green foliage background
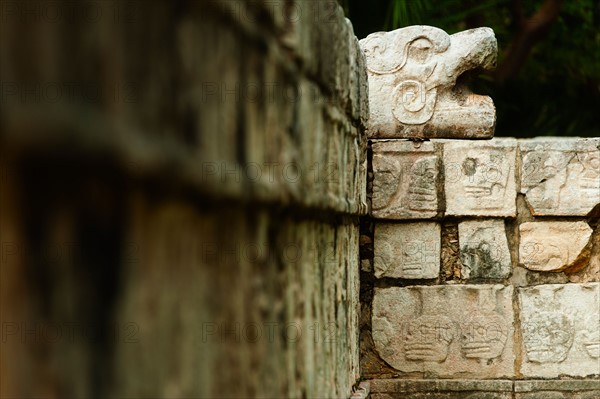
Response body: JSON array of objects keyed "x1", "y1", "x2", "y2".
[{"x1": 341, "y1": 0, "x2": 600, "y2": 137}]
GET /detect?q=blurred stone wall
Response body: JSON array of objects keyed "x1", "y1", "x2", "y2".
[{"x1": 0, "y1": 1, "x2": 368, "y2": 397}]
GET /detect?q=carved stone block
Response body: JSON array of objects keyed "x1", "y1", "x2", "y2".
[
  {"x1": 360, "y1": 26, "x2": 497, "y2": 139},
  {"x1": 372, "y1": 285, "x2": 514, "y2": 378},
  {"x1": 517, "y1": 283, "x2": 600, "y2": 378},
  {"x1": 459, "y1": 220, "x2": 511, "y2": 279},
  {"x1": 520, "y1": 138, "x2": 600, "y2": 216},
  {"x1": 519, "y1": 221, "x2": 593, "y2": 272},
  {"x1": 374, "y1": 222, "x2": 440, "y2": 279},
  {"x1": 372, "y1": 141, "x2": 439, "y2": 219},
  {"x1": 443, "y1": 139, "x2": 517, "y2": 217}
]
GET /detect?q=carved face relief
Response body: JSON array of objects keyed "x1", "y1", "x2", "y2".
[
  {"x1": 372, "y1": 157, "x2": 399, "y2": 211},
  {"x1": 400, "y1": 239, "x2": 438, "y2": 277},
  {"x1": 576, "y1": 149, "x2": 600, "y2": 195},
  {"x1": 460, "y1": 315, "x2": 508, "y2": 360},
  {"x1": 360, "y1": 26, "x2": 497, "y2": 138},
  {"x1": 518, "y1": 221, "x2": 592, "y2": 272},
  {"x1": 444, "y1": 141, "x2": 517, "y2": 217},
  {"x1": 404, "y1": 315, "x2": 455, "y2": 362},
  {"x1": 581, "y1": 315, "x2": 600, "y2": 359},
  {"x1": 523, "y1": 312, "x2": 574, "y2": 363},
  {"x1": 519, "y1": 139, "x2": 600, "y2": 215},
  {"x1": 372, "y1": 141, "x2": 439, "y2": 219},
  {"x1": 406, "y1": 157, "x2": 437, "y2": 211}
]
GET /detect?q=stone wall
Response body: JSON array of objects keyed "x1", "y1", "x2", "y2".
[
  {"x1": 360, "y1": 137, "x2": 600, "y2": 397},
  {"x1": 0, "y1": 1, "x2": 368, "y2": 397}
]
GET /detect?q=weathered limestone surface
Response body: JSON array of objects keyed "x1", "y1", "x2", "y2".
[
  {"x1": 519, "y1": 221, "x2": 593, "y2": 272},
  {"x1": 372, "y1": 141, "x2": 439, "y2": 219},
  {"x1": 459, "y1": 220, "x2": 512, "y2": 279},
  {"x1": 515, "y1": 380, "x2": 600, "y2": 392},
  {"x1": 360, "y1": 26, "x2": 497, "y2": 139},
  {"x1": 520, "y1": 138, "x2": 600, "y2": 216},
  {"x1": 374, "y1": 222, "x2": 440, "y2": 279},
  {"x1": 372, "y1": 285, "x2": 514, "y2": 378},
  {"x1": 369, "y1": 379, "x2": 513, "y2": 399},
  {"x1": 518, "y1": 283, "x2": 600, "y2": 378},
  {"x1": 443, "y1": 139, "x2": 517, "y2": 217}
]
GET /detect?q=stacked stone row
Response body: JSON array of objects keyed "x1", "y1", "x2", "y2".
[
  {"x1": 366, "y1": 137, "x2": 599, "y2": 380},
  {"x1": 359, "y1": 26, "x2": 600, "y2": 385}
]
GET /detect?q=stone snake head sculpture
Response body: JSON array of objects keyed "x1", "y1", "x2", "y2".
[{"x1": 360, "y1": 26, "x2": 497, "y2": 139}]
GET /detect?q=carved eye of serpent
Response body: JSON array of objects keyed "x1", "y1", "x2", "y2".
[{"x1": 361, "y1": 33, "x2": 403, "y2": 74}]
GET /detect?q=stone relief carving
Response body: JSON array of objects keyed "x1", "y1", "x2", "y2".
[
  {"x1": 404, "y1": 314, "x2": 456, "y2": 362},
  {"x1": 372, "y1": 141, "x2": 438, "y2": 219},
  {"x1": 372, "y1": 285, "x2": 514, "y2": 378},
  {"x1": 519, "y1": 221, "x2": 592, "y2": 272},
  {"x1": 518, "y1": 283, "x2": 600, "y2": 378},
  {"x1": 522, "y1": 311, "x2": 574, "y2": 364},
  {"x1": 443, "y1": 139, "x2": 517, "y2": 217},
  {"x1": 520, "y1": 138, "x2": 600, "y2": 216},
  {"x1": 459, "y1": 288, "x2": 509, "y2": 362},
  {"x1": 581, "y1": 315, "x2": 600, "y2": 359},
  {"x1": 360, "y1": 26, "x2": 497, "y2": 138},
  {"x1": 374, "y1": 222, "x2": 440, "y2": 279}
]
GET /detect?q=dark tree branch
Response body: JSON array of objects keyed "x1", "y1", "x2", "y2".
[{"x1": 496, "y1": 0, "x2": 564, "y2": 83}]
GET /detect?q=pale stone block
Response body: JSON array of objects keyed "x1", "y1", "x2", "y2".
[
  {"x1": 372, "y1": 141, "x2": 439, "y2": 219},
  {"x1": 518, "y1": 283, "x2": 600, "y2": 378},
  {"x1": 374, "y1": 222, "x2": 440, "y2": 279},
  {"x1": 360, "y1": 26, "x2": 497, "y2": 139},
  {"x1": 372, "y1": 285, "x2": 514, "y2": 378},
  {"x1": 443, "y1": 139, "x2": 517, "y2": 217},
  {"x1": 519, "y1": 221, "x2": 593, "y2": 272},
  {"x1": 459, "y1": 220, "x2": 512, "y2": 279},
  {"x1": 520, "y1": 138, "x2": 600, "y2": 216}
]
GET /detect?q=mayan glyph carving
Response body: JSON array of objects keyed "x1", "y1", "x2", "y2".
[
  {"x1": 360, "y1": 26, "x2": 497, "y2": 139},
  {"x1": 518, "y1": 283, "x2": 600, "y2": 377},
  {"x1": 372, "y1": 285, "x2": 514, "y2": 378},
  {"x1": 443, "y1": 139, "x2": 517, "y2": 216},
  {"x1": 372, "y1": 141, "x2": 439, "y2": 219},
  {"x1": 404, "y1": 314, "x2": 455, "y2": 362},
  {"x1": 520, "y1": 138, "x2": 600, "y2": 216},
  {"x1": 581, "y1": 315, "x2": 600, "y2": 359},
  {"x1": 374, "y1": 222, "x2": 440, "y2": 279},
  {"x1": 519, "y1": 221, "x2": 593, "y2": 272}
]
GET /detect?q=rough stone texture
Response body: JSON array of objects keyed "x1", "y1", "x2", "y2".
[
  {"x1": 441, "y1": 222, "x2": 462, "y2": 281},
  {"x1": 372, "y1": 393, "x2": 511, "y2": 399},
  {"x1": 372, "y1": 285, "x2": 514, "y2": 378},
  {"x1": 520, "y1": 138, "x2": 600, "y2": 216},
  {"x1": 568, "y1": 227, "x2": 600, "y2": 283},
  {"x1": 517, "y1": 283, "x2": 600, "y2": 378},
  {"x1": 370, "y1": 379, "x2": 513, "y2": 393},
  {"x1": 459, "y1": 220, "x2": 512, "y2": 279},
  {"x1": 369, "y1": 379, "x2": 600, "y2": 398},
  {"x1": 372, "y1": 140, "x2": 439, "y2": 219},
  {"x1": 515, "y1": 380, "x2": 600, "y2": 392},
  {"x1": 0, "y1": 1, "x2": 366, "y2": 398},
  {"x1": 519, "y1": 221, "x2": 593, "y2": 272},
  {"x1": 374, "y1": 222, "x2": 440, "y2": 279},
  {"x1": 360, "y1": 26, "x2": 497, "y2": 139},
  {"x1": 443, "y1": 139, "x2": 517, "y2": 217},
  {"x1": 369, "y1": 379, "x2": 512, "y2": 399},
  {"x1": 515, "y1": 380, "x2": 600, "y2": 399}
]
